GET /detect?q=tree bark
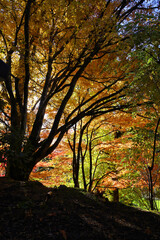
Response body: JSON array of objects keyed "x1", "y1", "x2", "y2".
[
  {"x1": 7, "y1": 156, "x2": 35, "y2": 181},
  {"x1": 148, "y1": 117, "x2": 160, "y2": 210},
  {"x1": 113, "y1": 188, "x2": 119, "y2": 202}
]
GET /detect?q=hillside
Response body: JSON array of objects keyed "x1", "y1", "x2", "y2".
[{"x1": 0, "y1": 178, "x2": 160, "y2": 240}]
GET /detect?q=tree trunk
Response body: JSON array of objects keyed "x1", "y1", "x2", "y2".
[
  {"x1": 6, "y1": 156, "x2": 35, "y2": 181},
  {"x1": 73, "y1": 166, "x2": 79, "y2": 188},
  {"x1": 148, "y1": 167, "x2": 154, "y2": 210},
  {"x1": 82, "y1": 156, "x2": 87, "y2": 191},
  {"x1": 112, "y1": 188, "x2": 119, "y2": 202},
  {"x1": 73, "y1": 158, "x2": 79, "y2": 188},
  {"x1": 147, "y1": 117, "x2": 160, "y2": 210}
]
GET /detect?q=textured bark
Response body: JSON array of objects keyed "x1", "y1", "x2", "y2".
[{"x1": 7, "y1": 157, "x2": 34, "y2": 181}]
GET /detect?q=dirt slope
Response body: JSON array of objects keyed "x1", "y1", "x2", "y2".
[{"x1": 0, "y1": 178, "x2": 160, "y2": 240}]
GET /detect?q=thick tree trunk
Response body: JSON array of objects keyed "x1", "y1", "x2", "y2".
[{"x1": 6, "y1": 157, "x2": 35, "y2": 181}]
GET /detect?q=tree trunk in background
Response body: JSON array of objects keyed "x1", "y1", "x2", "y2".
[{"x1": 113, "y1": 188, "x2": 119, "y2": 202}]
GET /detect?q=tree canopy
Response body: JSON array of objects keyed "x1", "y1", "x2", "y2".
[{"x1": 0, "y1": 0, "x2": 159, "y2": 181}]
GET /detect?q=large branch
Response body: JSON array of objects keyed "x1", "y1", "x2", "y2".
[
  {"x1": 66, "y1": 80, "x2": 120, "y2": 122},
  {"x1": 29, "y1": 24, "x2": 79, "y2": 143},
  {"x1": 21, "y1": 0, "x2": 32, "y2": 134},
  {"x1": 29, "y1": 0, "x2": 129, "y2": 144},
  {"x1": 117, "y1": 0, "x2": 145, "y2": 22},
  {"x1": 31, "y1": 0, "x2": 148, "y2": 160}
]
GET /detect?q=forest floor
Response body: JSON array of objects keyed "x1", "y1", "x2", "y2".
[{"x1": 0, "y1": 178, "x2": 160, "y2": 240}]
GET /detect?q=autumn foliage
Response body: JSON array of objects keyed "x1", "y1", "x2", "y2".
[{"x1": 0, "y1": 0, "x2": 160, "y2": 210}]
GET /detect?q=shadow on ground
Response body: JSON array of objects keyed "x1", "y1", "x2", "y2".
[{"x1": 0, "y1": 178, "x2": 160, "y2": 240}]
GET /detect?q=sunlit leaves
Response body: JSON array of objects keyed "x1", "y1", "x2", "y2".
[{"x1": 1, "y1": 0, "x2": 159, "y2": 184}]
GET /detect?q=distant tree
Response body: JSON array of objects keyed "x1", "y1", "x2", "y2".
[{"x1": 127, "y1": 11, "x2": 160, "y2": 210}]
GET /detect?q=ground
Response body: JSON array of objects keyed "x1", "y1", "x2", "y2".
[{"x1": 0, "y1": 178, "x2": 160, "y2": 240}]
